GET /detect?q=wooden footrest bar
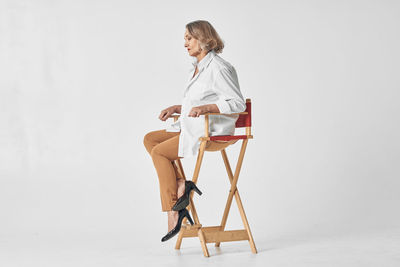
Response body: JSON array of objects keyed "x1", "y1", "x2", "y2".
[
  {"x1": 182, "y1": 224, "x2": 203, "y2": 231},
  {"x1": 204, "y1": 230, "x2": 249, "y2": 243},
  {"x1": 182, "y1": 226, "x2": 220, "y2": 237},
  {"x1": 181, "y1": 226, "x2": 249, "y2": 243}
]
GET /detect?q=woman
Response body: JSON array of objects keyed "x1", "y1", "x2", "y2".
[{"x1": 143, "y1": 20, "x2": 246, "y2": 242}]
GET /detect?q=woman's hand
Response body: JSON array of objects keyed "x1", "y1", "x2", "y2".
[
  {"x1": 159, "y1": 105, "x2": 179, "y2": 121},
  {"x1": 188, "y1": 104, "x2": 219, "y2": 117}
]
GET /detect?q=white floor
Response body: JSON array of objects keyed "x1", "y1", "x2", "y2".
[{"x1": 1, "y1": 226, "x2": 399, "y2": 267}]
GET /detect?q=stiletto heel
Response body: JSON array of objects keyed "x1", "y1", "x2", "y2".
[
  {"x1": 172, "y1": 181, "x2": 203, "y2": 211},
  {"x1": 185, "y1": 211, "x2": 194, "y2": 225},
  {"x1": 192, "y1": 183, "x2": 202, "y2": 195},
  {"x1": 161, "y1": 209, "x2": 192, "y2": 242}
]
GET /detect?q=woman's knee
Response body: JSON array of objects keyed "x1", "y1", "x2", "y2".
[
  {"x1": 150, "y1": 144, "x2": 162, "y2": 158},
  {"x1": 144, "y1": 130, "x2": 178, "y2": 159},
  {"x1": 143, "y1": 130, "x2": 165, "y2": 145},
  {"x1": 143, "y1": 130, "x2": 158, "y2": 153},
  {"x1": 143, "y1": 131, "x2": 152, "y2": 146}
]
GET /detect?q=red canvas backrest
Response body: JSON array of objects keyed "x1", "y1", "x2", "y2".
[{"x1": 235, "y1": 99, "x2": 251, "y2": 128}]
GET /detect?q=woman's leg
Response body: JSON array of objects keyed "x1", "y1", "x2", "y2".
[
  {"x1": 143, "y1": 129, "x2": 180, "y2": 155},
  {"x1": 144, "y1": 129, "x2": 185, "y2": 196},
  {"x1": 150, "y1": 135, "x2": 184, "y2": 232},
  {"x1": 143, "y1": 129, "x2": 184, "y2": 209},
  {"x1": 143, "y1": 129, "x2": 185, "y2": 232},
  {"x1": 143, "y1": 129, "x2": 185, "y2": 183},
  {"x1": 172, "y1": 161, "x2": 184, "y2": 180},
  {"x1": 172, "y1": 161, "x2": 186, "y2": 199},
  {"x1": 149, "y1": 135, "x2": 181, "y2": 211}
]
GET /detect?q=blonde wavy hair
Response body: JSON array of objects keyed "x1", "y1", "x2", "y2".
[{"x1": 185, "y1": 20, "x2": 224, "y2": 53}]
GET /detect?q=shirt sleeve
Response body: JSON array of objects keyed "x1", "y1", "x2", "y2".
[{"x1": 213, "y1": 66, "x2": 246, "y2": 114}]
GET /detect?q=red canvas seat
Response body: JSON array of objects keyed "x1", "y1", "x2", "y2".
[{"x1": 209, "y1": 135, "x2": 249, "y2": 141}]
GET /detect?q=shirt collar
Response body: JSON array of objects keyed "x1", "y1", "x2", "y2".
[{"x1": 191, "y1": 50, "x2": 217, "y2": 70}]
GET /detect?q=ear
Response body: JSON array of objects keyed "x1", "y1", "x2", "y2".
[{"x1": 198, "y1": 42, "x2": 205, "y2": 51}]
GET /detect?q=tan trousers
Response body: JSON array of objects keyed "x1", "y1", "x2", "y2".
[{"x1": 143, "y1": 129, "x2": 236, "y2": 211}]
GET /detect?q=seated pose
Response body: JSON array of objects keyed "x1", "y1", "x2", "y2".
[{"x1": 143, "y1": 20, "x2": 246, "y2": 242}]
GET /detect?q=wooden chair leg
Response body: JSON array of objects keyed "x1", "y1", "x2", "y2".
[
  {"x1": 175, "y1": 155, "x2": 202, "y2": 225},
  {"x1": 176, "y1": 159, "x2": 186, "y2": 179},
  {"x1": 175, "y1": 158, "x2": 186, "y2": 250},
  {"x1": 234, "y1": 187, "x2": 257, "y2": 253},
  {"x1": 216, "y1": 141, "x2": 247, "y2": 246},
  {"x1": 215, "y1": 141, "x2": 257, "y2": 253},
  {"x1": 191, "y1": 141, "x2": 207, "y2": 184},
  {"x1": 198, "y1": 229, "x2": 210, "y2": 257},
  {"x1": 215, "y1": 148, "x2": 236, "y2": 247},
  {"x1": 189, "y1": 140, "x2": 207, "y2": 224},
  {"x1": 175, "y1": 227, "x2": 184, "y2": 250},
  {"x1": 175, "y1": 141, "x2": 207, "y2": 251}
]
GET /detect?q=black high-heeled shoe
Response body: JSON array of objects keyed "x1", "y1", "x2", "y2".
[
  {"x1": 172, "y1": 180, "x2": 202, "y2": 211},
  {"x1": 161, "y1": 208, "x2": 194, "y2": 242}
]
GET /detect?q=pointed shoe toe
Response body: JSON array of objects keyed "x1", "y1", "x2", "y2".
[{"x1": 161, "y1": 209, "x2": 194, "y2": 242}]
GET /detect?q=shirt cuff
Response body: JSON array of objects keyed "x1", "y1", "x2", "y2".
[
  {"x1": 215, "y1": 98, "x2": 231, "y2": 114},
  {"x1": 165, "y1": 119, "x2": 181, "y2": 132}
]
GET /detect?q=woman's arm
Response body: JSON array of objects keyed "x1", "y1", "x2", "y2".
[
  {"x1": 159, "y1": 104, "x2": 182, "y2": 121},
  {"x1": 174, "y1": 105, "x2": 182, "y2": 114},
  {"x1": 213, "y1": 66, "x2": 246, "y2": 114},
  {"x1": 188, "y1": 104, "x2": 219, "y2": 117},
  {"x1": 188, "y1": 66, "x2": 246, "y2": 117}
]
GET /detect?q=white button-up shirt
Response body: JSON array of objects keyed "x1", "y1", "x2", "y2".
[{"x1": 166, "y1": 50, "x2": 246, "y2": 158}]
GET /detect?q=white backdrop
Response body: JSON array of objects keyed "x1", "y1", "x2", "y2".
[{"x1": 1, "y1": 0, "x2": 399, "y2": 263}]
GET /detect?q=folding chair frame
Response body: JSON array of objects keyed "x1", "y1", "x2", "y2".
[{"x1": 170, "y1": 98, "x2": 256, "y2": 257}]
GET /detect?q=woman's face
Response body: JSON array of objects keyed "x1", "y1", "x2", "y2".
[{"x1": 184, "y1": 29, "x2": 202, "y2": 57}]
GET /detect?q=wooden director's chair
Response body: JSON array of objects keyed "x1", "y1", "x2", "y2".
[{"x1": 169, "y1": 98, "x2": 257, "y2": 257}]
